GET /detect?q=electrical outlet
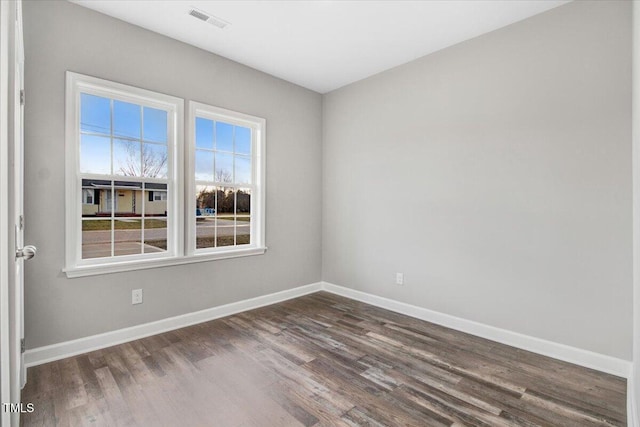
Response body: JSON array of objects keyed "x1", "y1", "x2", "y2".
[
  {"x1": 132, "y1": 289, "x2": 143, "y2": 305},
  {"x1": 396, "y1": 273, "x2": 404, "y2": 285}
]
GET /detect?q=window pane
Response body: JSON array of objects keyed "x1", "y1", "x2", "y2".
[
  {"x1": 196, "y1": 117, "x2": 213, "y2": 149},
  {"x1": 143, "y1": 107, "x2": 167, "y2": 143},
  {"x1": 83, "y1": 189, "x2": 94, "y2": 204},
  {"x1": 143, "y1": 143, "x2": 168, "y2": 178},
  {"x1": 216, "y1": 213, "x2": 235, "y2": 247},
  {"x1": 113, "y1": 185, "x2": 136, "y2": 215},
  {"x1": 82, "y1": 219, "x2": 112, "y2": 259},
  {"x1": 195, "y1": 185, "x2": 216, "y2": 249},
  {"x1": 235, "y1": 126, "x2": 251, "y2": 155},
  {"x1": 215, "y1": 152, "x2": 233, "y2": 183},
  {"x1": 72, "y1": 75, "x2": 181, "y2": 269},
  {"x1": 80, "y1": 134, "x2": 111, "y2": 174},
  {"x1": 80, "y1": 93, "x2": 110, "y2": 135},
  {"x1": 194, "y1": 186, "x2": 250, "y2": 249},
  {"x1": 113, "y1": 139, "x2": 141, "y2": 177},
  {"x1": 236, "y1": 189, "x2": 251, "y2": 246},
  {"x1": 216, "y1": 121, "x2": 233, "y2": 152},
  {"x1": 216, "y1": 188, "x2": 235, "y2": 247},
  {"x1": 81, "y1": 188, "x2": 99, "y2": 216},
  {"x1": 234, "y1": 156, "x2": 251, "y2": 184},
  {"x1": 145, "y1": 184, "x2": 168, "y2": 216},
  {"x1": 114, "y1": 219, "x2": 142, "y2": 256},
  {"x1": 236, "y1": 188, "x2": 251, "y2": 217},
  {"x1": 216, "y1": 187, "x2": 234, "y2": 216},
  {"x1": 144, "y1": 218, "x2": 167, "y2": 253},
  {"x1": 104, "y1": 187, "x2": 114, "y2": 215},
  {"x1": 236, "y1": 219, "x2": 251, "y2": 246},
  {"x1": 195, "y1": 150, "x2": 214, "y2": 181},
  {"x1": 131, "y1": 186, "x2": 140, "y2": 215},
  {"x1": 113, "y1": 100, "x2": 141, "y2": 139}
]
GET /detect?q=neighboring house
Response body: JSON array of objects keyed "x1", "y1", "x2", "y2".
[{"x1": 82, "y1": 179, "x2": 167, "y2": 217}]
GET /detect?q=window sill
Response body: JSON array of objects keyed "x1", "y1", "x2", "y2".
[{"x1": 63, "y1": 247, "x2": 267, "y2": 278}]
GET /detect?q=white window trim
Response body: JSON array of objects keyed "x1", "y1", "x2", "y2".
[
  {"x1": 63, "y1": 247, "x2": 267, "y2": 278},
  {"x1": 64, "y1": 73, "x2": 267, "y2": 278},
  {"x1": 186, "y1": 101, "x2": 266, "y2": 258},
  {"x1": 64, "y1": 71, "x2": 185, "y2": 277}
]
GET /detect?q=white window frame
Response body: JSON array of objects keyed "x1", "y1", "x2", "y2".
[
  {"x1": 64, "y1": 72, "x2": 184, "y2": 277},
  {"x1": 64, "y1": 73, "x2": 267, "y2": 278},
  {"x1": 187, "y1": 101, "x2": 266, "y2": 259}
]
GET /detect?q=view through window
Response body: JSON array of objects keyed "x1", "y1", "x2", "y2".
[
  {"x1": 75, "y1": 86, "x2": 175, "y2": 262},
  {"x1": 66, "y1": 73, "x2": 265, "y2": 276},
  {"x1": 194, "y1": 116, "x2": 253, "y2": 250}
]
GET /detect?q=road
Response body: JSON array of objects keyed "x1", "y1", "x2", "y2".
[
  {"x1": 81, "y1": 219, "x2": 250, "y2": 258},
  {"x1": 82, "y1": 219, "x2": 249, "y2": 244}
]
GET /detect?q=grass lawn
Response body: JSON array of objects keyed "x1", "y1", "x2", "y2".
[
  {"x1": 146, "y1": 235, "x2": 250, "y2": 251},
  {"x1": 82, "y1": 219, "x2": 168, "y2": 231},
  {"x1": 199, "y1": 234, "x2": 250, "y2": 249},
  {"x1": 200, "y1": 215, "x2": 251, "y2": 222}
]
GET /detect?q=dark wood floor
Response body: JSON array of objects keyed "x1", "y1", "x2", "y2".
[{"x1": 21, "y1": 292, "x2": 626, "y2": 426}]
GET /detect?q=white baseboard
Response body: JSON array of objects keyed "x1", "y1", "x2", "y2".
[
  {"x1": 321, "y1": 282, "x2": 632, "y2": 379},
  {"x1": 24, "y1": 282, "x2": 323, "y2": 367},
  {"x1": 25, "y1": 280, "x2": 632, "y2": 382},
  {"x1": 323, "y1": 282, "x2": 638, "y2": 427},
  {"x1": 25, "y1": 280, "x2": 636, "y2": 425}
]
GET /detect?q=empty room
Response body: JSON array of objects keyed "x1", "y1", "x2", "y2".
[{"x1": 1, "y1": 0, "x2": 640, "y2": 426}]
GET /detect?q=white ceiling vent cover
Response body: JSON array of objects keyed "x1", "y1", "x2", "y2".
[{"x1": 188, "y1": 8, "x2": 230, "y2": 30}]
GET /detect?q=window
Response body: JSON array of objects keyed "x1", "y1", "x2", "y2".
[
  {"x1": 152, "y1": 191, "x2": 167, "y2": 201},
  {"x1": 65, "y1": 73, "x2": 265, "y2": 277},
  {"x1": 82, "y1": 189, "x2": 94, "y2": 205},
  {"x1": 65, "y1": 72, "x2": 183, "y2": 275},
  {"x1": 188, "y1": 102, "x2": 265, "y2": 256}
]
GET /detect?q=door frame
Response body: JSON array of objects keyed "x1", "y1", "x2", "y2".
[
  {"x1": 1, "y1": 1, "x2": 24, "y2": 426},
  {"x1": 12, "y1": 0, "x2": 25, "y2": 390},
  {"x1": 0, "y1": 0, "x2": 13, "y2": 424}
]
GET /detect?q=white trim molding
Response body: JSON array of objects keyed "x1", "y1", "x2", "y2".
[
  {"x1": 24, "y1": 282, "x2": 322, "y2": 367},
  {"x1": 186, "y1": 101, "x2": 266, "y2": 258},
  {"x1": 65, "y1": 71, "x2": 185, "y2": 276},
  {"x1": 23, "y1": 282, "x2": 636, "y2": 425},
  {"x1": 630, "y1": 373, "x2": 638, "y2": 427},
  {"x1": 63, "y1": 246, "x2": 267, "y2": 278},
  {"x1": 322, "y1": 282, "x2": 632, "y2": 379},
  {"x1": 25, "y1": 281, "x2": 632, "y2": 382},
  {"x1": 0, "y1": 3, "x2": 12, "y2": 427}
]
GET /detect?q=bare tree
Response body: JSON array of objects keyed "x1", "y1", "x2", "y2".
[
  {"x1": 215, "y1": 169, "x2": 232, "y2": 184},
  {"x1": 117, "y1": 143, "x2": 167, "y2": 177}
]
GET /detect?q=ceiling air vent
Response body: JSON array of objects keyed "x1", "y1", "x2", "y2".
[{"x1": 188, "y1": 8, "x2": 230, "y2": 30}]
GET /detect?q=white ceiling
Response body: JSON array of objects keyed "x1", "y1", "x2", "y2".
[{"x1": 70, "y1": 0, "x2": 570, "y2": 93}]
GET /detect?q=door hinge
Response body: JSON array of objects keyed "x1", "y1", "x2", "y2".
[
  {"x1": 20, "y1": 90, "x2": 24, "y2": 106},
  {"x1": 20, "y1": 338, "x2": 25, "y2": 354},
  {"x1": 18, "y1": 215, "x2": 23, "y2": 230}
]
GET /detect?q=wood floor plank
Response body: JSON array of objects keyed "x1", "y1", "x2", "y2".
[
  {"x1": 21, "y1": 292, "x2": 627, "y2": 426},
  {"x1": 57, "y1": 358, "x2": 88, "y2": 410},
  {"x1": 93, "y1": 366, "x2": 136, "y2": 426}
]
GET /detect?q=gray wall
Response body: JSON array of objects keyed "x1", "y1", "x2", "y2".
[
  {"x1": 322, "y1": 0, "x2": 633, "y2": 359},
  {"x1": 22, "y1": 1, "x2": 323, "y2": 348},
  {"x1": 23, "y1": 0, "x2": 634, "y2": 364}
]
